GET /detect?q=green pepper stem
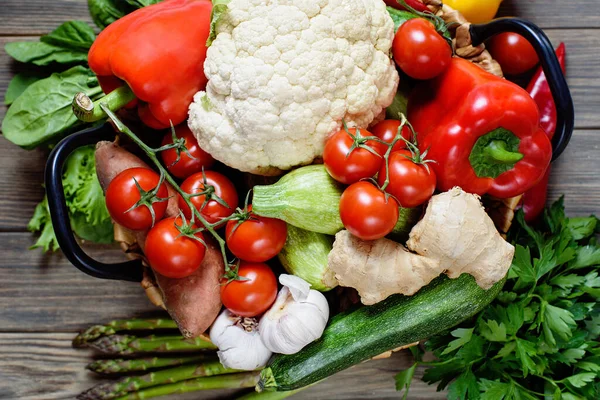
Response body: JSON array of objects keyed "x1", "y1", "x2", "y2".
[
  {"x1": 484, "y1": 140, "x2": 524, "y2": 164},
  {"x1": 72, "y1": 86, "x2": 136, "y2": 123}
]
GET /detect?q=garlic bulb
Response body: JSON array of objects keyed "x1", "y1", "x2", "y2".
[
  {"x1": 209, "y1": 309, "x2": 272, "y2": 370},
  {"x1": 259, "y1": 274, "x2": 329, "y2": 355}
]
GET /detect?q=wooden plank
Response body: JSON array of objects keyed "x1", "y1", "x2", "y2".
[
  {"x1": 0, "y1": 233, "x2": 159, "y2": 331},
  {"x1": 498, "y1": 0, "x2": 600, "y2": 28},
  {"x1": 0, "y1": 333, "x2": 442, "y2": 400},
  {"x1": 0, "y1": 1, "x2": 93, "y2": 36}
]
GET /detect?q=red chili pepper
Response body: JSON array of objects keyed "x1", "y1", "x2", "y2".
[
  {"x1": 88, "y1": 0, "x2": 212, "y2": 129},
  {"x1": 384, "y1": 0, "x2": 429, "y2": 13},
  {"x1": 521, "y1": 43, "x2": 567, "y2": 222},
  {"x1": 408, "y1": 58, "x2": 553, "y2": 199}
]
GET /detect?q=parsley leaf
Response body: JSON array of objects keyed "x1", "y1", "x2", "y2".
[{"x1": 395, "y1": 363, "x2": 417, "y2": 400}]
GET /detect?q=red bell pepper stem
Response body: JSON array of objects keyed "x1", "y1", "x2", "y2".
[
  {"x1": 73, "y1": 86, "x2": 136, "y2": 123},
  {"x1": 521, "y1": 43, "x2": 566, "y2": 222},
  {"x1": 485, "y1": 140, "x2": 524, "y2": 164}
]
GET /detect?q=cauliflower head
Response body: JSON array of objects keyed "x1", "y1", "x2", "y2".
[{"x1": 188, "y1": 0, "x2": 399, "y2": 175}]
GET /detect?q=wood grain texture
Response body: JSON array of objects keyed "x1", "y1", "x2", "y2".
[
  {"x1": 498, "y1": 0, "x2": 600, "y2": 28},
  {"x1": 0, "y1": 233, "x2": 158, "y2": 331},
  {"x1": 0, "y1": 333, "x2": 442, "y2": 400},
  {"x1": 0, "y1": 1, "x2": 93, "y2": 36}
]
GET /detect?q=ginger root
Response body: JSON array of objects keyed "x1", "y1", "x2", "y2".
[
  {"x1": 328, "y1": 231, "x2": 441, "y2": 306},
  {"x1": 407, "y1": 187, "x2": 515, "y2": 290},
  {"x1": 328, "y1": 188, "x2": 514, "y2": 305}
]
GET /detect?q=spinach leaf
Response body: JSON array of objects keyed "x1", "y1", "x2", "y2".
[
  {"x1": 88, "y1": 0, "x2": 161, "y2": 29},
  {"x1": 4, "y1": 71, "x2": 48, "y2": 106},
  {"x1": 40, "y1": 21, "x2": 96, "y2": 50},
  {"x1": 2, "y1": 66, "x2": 103, "y2": 149},
  {"x1": 5, "y1": 21, "x2": 95, "y2": 66},
  {"x1": 5, "y1": 41, "x2": 88, "y2": 66}
]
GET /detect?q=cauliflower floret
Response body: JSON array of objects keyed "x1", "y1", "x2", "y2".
[{"x1": 189, "y1": 0, "x2": 399, "y2": 175}]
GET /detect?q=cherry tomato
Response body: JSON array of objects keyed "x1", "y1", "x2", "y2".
[
  {"x1": 160, "y1": 124, "x2": 215, "y2": 179},
  {"x1": 220, "y1": 262, "x2": 278, "y2": 317},
  {"x1": 105, "y1": 168, "x2": 168, "y2": 231},
  {"x1": 392, "y1": 18, "x2": 452, "y2": 80},
  {"x1": 488, "y1": 33, "x2": 539, "y2": 75},
  {"x1": 179, "y1": 171, "x2": 238, "y2": 224},
  {"x1": 378, "y1": 150, "x2": 436, "y2": 208},
  {"x1": 323, "y1": 127, "x2": 386, "y2": 185},
  {"x1": 145, "y1": 216, "x2": 206, "y2": 279},
  {"x1": 371, "y1": 120, "x2": 412, "y2": 153},
  {"x1": 339, "y1": 181, "x2": 399, "y2": 241},
  {"x1": 226, "y1": 206, "x2": 287, "y2": 262}
]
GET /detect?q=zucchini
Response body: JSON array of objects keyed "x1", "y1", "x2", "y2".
[
  {"x1": 257, "y1": 274, "x2": 504, "y2": 391},
  {"x1": 388, "y1": 206, "x2": 423, "y2": 243},
  {"x1": 277, "y1": 225, "x2": 337, "y2": 292},
  {"x1": 252, "y1": 165, "x2": 344, "y2": 235}
]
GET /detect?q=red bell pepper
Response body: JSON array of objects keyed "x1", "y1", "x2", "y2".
[
  {"x1": 408, "y1": 58, "x2": 553, "y2": 199},
  {"x1": 87, "y1": 0, "x2": 212, "y2": 129},
  {"x1": 521, "y1": 43, "x2": 567, "y2": 222}
]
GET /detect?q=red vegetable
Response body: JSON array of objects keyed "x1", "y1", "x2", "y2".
[
  {"x1": 409, "y1": 58, "x2": 552, "y2": 199},
  {"x1": 105, "y1": 167, "x2": 168, "y2": 231},
  {"x1": 392, "y1": 18, "x2": 452, "y2": 80},
  {"x1": 371, "y1": 120, "x2": 411, "y2": 153},
  {"x1": 378, "y1": 150, "x2": 436, "y2": 208},
  {"x1": 145, "y1": 216, "x2": 206, "y2": 279},
  {"x1": 521, "y1": 44, "x2": 567, "y2": 222},
  {"x1": 323, "y1": 127, "x2": 386, "y2": 185},
  {"x1": 488, "y1": 33, "x2": 539, "y2": 75},
  {"x1": 339, "y1": 181, "x2": 399, "y2": 241},
  {"x1": 179, "y1": 171, "x2": 238, "y2": 224},
  {"x1": 220, "y1": 262, "x2": 278, "y2": 318},
  {"x1": 88, "y1": 0, "x2": 212, "y2": 129},
  {"x1": 161, "y1": 124, "x2": 215, "y2": 179},
  {"x1": 384, "y1": 0, "x2": 429, "y2": 13},
  {"x1": 225, "y1": 206, "x2": 288, "y2": 263}
]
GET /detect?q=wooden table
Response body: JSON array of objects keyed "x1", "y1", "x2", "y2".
[{"x1": 0, "y1": 1, "x2": 598, "y2": 399}]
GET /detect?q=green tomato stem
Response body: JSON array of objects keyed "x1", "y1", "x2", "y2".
[
  {"x1": 484, "y1": 140, "x2": 524, "y2": 164},
  {"x1": 101, "y1": 105, "x2": 231, "y2": 270},
  {"x1": 73, "y1": 86, "x2": 136, "y2": 123}
]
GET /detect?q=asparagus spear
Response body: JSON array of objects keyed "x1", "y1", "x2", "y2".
[
  {"x1": 87, "y1": 355, "x2": 210, "y2": 375},
  {"x1": 88, "y1": 334, "x2": 216, "y2": 355},
  {"x1": 111, "y1": 372, "x2": 261, "y2": 400},
  {"x1": 78, "y1": 361, "x2": 238, "y2": 400},
  {"x1": 74, "y1": 319, "x2": 178, "y2": 347}
]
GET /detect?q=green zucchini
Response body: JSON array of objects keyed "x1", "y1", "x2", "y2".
[
  {"x1": 252, "y1": 165, "x2": 344, "y2": 235},
  {"x1": 277, "y1": 225, "x2": 337, "y2": 292},
  {"x1": 388, "y1": 206, "x2": 423, "y2": 243},
  {"x1": 257, "y1": 274, "x2": 504, "y2": 392}
]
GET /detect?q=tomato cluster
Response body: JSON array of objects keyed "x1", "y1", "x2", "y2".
[
  {"x1": 105, "y1": 124, "x2": 285, "y2": 318},
  {"x1": 324, "y1": 121, "x2": 436, "y2": 241}
]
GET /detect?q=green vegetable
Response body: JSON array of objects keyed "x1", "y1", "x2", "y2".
[
  {"x1": 5, "y1": 21, "x2": 94, "y2": 66},
  {"x1": 111, "y1": 372, "x2": 261, "y2": 400},
  {"x1": 278, "y1": 225, "x2": 336, "y2": 292},
  {"x1": 79, "y1": 361, "x2": 238, "y2": 400},
  {"x1": 88, "y1": 334, "x2": 217, "y2": 355},
  {"x1": 88, "y1": 0, "x2": 161, "y2": 29},
  {"x1": 388, "y1": 206, "x2": 423, "y2": 243},
  {"x1": 28, "y1": 146, "x2": 113, "y2": 252},
  {"x1": 385, "y1": 79, "x2": 411, "y2": 121},
  {"x1": 252, "y1": 165, "x2": 344, "y2": 235},
  {"x1": 258, "y1": 274, "x2": 504, "y2": 392},
  {"x1": 2, "y1": 66, "x2": 103, "y2": 148},
  {"x1": 4, "y1": 72, "x2": 47, "y2": 106},
  {"x1": 87, "y1": 355, "x2": 209, "y2": 375},
  {"x1": 397, "y1": 199, "x2": 600, "y2": 400},
  {"x1": 74, "y1": 318, "x2": 179, "y2": 347}
]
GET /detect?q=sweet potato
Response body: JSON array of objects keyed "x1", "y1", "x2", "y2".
[
  {"x1": 152, "y1": 239, "x2": 225, "y2": 338},
  {"x1": 95, "y1": 141, "x2": 179, "y2": 217},
  {"x1": 95, "y1": 140, "x2": 224, "y2": 337}
]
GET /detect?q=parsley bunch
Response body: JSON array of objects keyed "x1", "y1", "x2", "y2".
[{"x1": 397, "y1": 198, "x2": 600, "y2": 400}]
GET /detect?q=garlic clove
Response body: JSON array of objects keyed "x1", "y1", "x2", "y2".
[
  {"x1": 210, "y1": 309, "x2": 272, "y2": 370},
  {"x1": 279, "y1": 274, "x2": 311, "y2": 301}
]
